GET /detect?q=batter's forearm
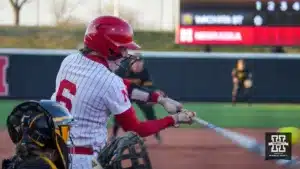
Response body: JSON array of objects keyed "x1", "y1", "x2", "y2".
[
  {"x1": 115, "y1": 106, "x2": 174, "y2": 137},
  {"x1": 126, "y1": 117, "x2": 174, "y2": 137}
]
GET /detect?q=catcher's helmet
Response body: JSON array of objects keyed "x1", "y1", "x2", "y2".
[
  {"x1": 84, "y1": 15, "x2": 140, "y2": 61},
  {"x1": 6, "y1": 100, "x2": 73, "y2": 169}
]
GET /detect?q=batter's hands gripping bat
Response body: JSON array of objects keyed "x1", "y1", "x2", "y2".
[{"x1": 192, "y1": 117, "x2": 300, "y2": 168}]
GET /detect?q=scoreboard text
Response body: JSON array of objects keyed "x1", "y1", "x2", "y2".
[{"x1": 176, "y1": 0, "x2": 300, "y2": 46}]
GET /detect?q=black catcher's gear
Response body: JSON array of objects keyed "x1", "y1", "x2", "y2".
[
  {"x1": 2, "y1": 155, "x2": 58, "y2": 169},
  {"x1": 3, "y1": 100, "x2": 73, "y2": 169},
  {"x1": 98, "y1": 132, "x2": 152, "y2": 169},
  {"x1": 6, "y1": 100, "x2": 73, "y2": 145}
]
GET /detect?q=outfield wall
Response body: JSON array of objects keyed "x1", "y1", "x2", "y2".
[{"x1": 0, "y1": 48, "x2": 299, "y2": 102}]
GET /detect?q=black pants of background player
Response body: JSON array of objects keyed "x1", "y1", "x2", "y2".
[
  {"x1": 112, "y1": 101, "x2": 162, "y2": 142},
  {"x1": 232, "y1": 81, "x2": 251, "y2": 105}
]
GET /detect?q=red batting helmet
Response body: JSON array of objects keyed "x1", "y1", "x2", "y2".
[{"x1": 84, "y1": 16, "x2": 140, "y2": 60}]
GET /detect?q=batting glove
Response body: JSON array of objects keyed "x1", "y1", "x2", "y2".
[
  {"x1": 158, "y1": 97, "x2": 183, "y2": 114},
  {"x1": 171, "y1": 109, "x2": 196, "y2": 125}
]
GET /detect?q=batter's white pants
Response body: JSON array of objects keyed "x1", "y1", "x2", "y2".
[{"x1": 70, "y1": 154, "x2": 95, "y2": 169}]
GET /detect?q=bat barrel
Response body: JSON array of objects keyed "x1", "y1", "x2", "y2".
[{"x1": 192, "y1": 117, "x2": 300, "y2": 168}]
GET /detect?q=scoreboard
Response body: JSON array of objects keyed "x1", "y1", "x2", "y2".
[{"x1": 176, "y1": 0, "x2": 300, "y2": 46}]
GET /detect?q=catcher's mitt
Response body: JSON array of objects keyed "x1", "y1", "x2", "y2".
[{"x1": 98, "y1": 132, "x2": 152, "y2": 169}]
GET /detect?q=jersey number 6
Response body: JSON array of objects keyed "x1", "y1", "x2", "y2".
[{"x1": 56, "y1": 79, "x2": 77, "y2": 111}]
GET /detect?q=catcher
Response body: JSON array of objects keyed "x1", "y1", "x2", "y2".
[
  {"x1": 2, "y1": 100, "x2": 73, "y2": 169},
  {"x1": 231, "y1": 59, "x2": 253, "y2": 105},
  {"x1": 112, "y1": 55, "x2": 165, "y2": 143}
]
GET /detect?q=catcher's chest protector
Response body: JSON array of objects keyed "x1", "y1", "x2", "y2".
[
  {"x1": 2, "y1": 155, "x2": 55, "y2": 169},
  {"x1": 98, "y1": 132, "x2": 152, "y2": 169}
]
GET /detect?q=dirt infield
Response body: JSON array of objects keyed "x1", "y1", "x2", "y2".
[{"x1": 1, "y1": 128, "x2": 299, "y2": 169}]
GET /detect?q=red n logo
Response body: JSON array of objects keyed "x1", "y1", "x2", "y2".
[
  {"x1": 121, "y1": 89, "x2": 129, "y2": 102},
  {"x1": 0, "y1": 56, "x2": 9, "y2": 96}
]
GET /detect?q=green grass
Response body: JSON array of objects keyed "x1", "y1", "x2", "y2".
[{"x1": 1, "y1": 100, "x2": 299, "y2": 129}]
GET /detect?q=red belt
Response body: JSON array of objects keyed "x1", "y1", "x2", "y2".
[{"x1": 69, "y1": 146, "x2": 94, "y2": 155}]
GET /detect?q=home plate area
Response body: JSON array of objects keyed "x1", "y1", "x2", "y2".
[{"x1": 1, "y1": 128, "x2": 299, "y2": 169}]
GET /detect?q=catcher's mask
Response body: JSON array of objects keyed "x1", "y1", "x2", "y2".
[
  {"x1": 98, "y1": 132, "x2": 152, "y2": 169},
  {"x1": 114, "y1": 52, "x2": 143, "y2": 74},
  {"x1": 6, "y1": 100, "x2": 74, "y2": 169},
  {"x1": 79, "y1": 46, "x2": 140, "y2": 73}
]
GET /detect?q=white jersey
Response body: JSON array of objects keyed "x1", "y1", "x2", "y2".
[{"x1": 51, "y1": 52, "x2": 131, "y2": 150}]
